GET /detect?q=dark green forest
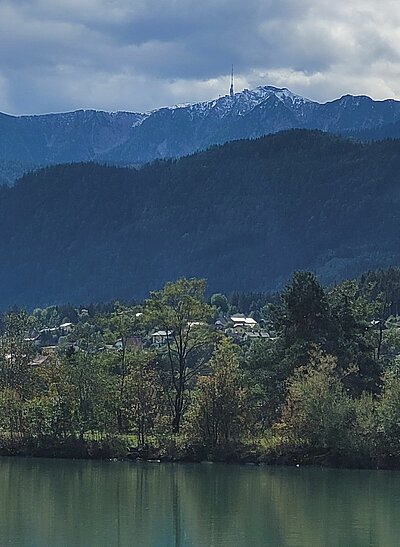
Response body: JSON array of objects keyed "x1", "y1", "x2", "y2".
[{"x1": 0, "y1": 129, "x2": 400, "y2": 308}]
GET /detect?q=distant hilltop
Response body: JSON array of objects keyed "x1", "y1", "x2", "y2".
[{"x1": 2, "y1": 84, "x2": 400, "y2": 185}]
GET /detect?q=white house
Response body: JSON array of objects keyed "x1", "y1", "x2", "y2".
[
  {"x1": 152, "y1": 330, "x2": 173, "y2": 347},
  {"x1": 60, "y1": 322, "x2": 74, "y2": 334},
  {"x1": 230, "y1": 314, "x2": 258, "y2": 329}
]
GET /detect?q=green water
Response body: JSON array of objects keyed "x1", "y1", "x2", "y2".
[{"x1": 0, "y1": 458, "x2": 399, "y2": 546}]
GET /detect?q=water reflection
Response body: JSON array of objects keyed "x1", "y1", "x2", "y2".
[{"x1": 0, "y1": 458, "x2": 399, "y2": 546}]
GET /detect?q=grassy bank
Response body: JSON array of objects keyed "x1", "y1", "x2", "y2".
[{"x1": 1, "y1": 434, "x2": 398, "y2": 470}]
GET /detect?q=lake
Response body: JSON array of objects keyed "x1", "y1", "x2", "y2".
[{"x1": 0, "y1": 458, "x2": 399, "y2": 546}]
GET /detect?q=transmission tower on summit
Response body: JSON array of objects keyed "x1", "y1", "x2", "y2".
[{"x1": 230, "y1": 64, "x2": 234, "y2": 97}]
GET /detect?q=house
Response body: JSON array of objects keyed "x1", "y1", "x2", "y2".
[
  {"x1": 127, "y1": 336, "x2": 143, "y2": 349},
  {"x1": 224, "y1": 326, "x2": 245, "y2": 342},
  {"x1": 232, "y1": 324, "x2": 247, "y2": 336},
  {"x1": 36, "y1": 328, "x2": 59, "y2": 347},
  {"x1": 214, "y1": 318, "x2": 227, "y2": 331},
  {"x1": 39, "y1": 327, "x2": 58, "y2": 335},
  {"x1": 114, "y1": 336, "x2": 143, "y2": 351},
  {"x1": 24, "y1": 331, "x2": 40, "y2": 344},
  {"x1": 230, "y1": 314, "x2": 258, "y2": 329},
  {"x1": 60, "y1": 322, "x2": 74, "y2": 334},
  {"x1": 245, "y1": 330, "x2": 270, "y2": 342},
  {"x1": 114, "y1": 339, "x2": 124, "y2": 351},
  {"x1": 152, "y1": 330, "x2": 173, "y2": 347},
  {"x1": 29, "y1": 354, "x2": 52, "y2": 367},
  {"x1": 225, "y1": 324, "x2": 271, "y2": 343}
]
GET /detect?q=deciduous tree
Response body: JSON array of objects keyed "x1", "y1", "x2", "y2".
[{"x1": 145, "y1": 278, "x2": 214, "y2": 433}]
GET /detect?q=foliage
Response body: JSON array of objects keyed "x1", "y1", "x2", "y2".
[
  {"x1": 210, "y1": 293, "x2": 229, "y2": 314},
  {"x1": 375, "y1": 366, "x2": 400, "y2": 459},
  {"x1": 66, "y1": 351, "x2": 116, "y2": 437},
  {"x1": 2, "y1": 271, "x2": 400, "y2": 467},
  {"x1": 0, "y1": 388, "x2": 23, "y2": 439},
  {"x1": 349, "y1": 393, "x2": 379, "y2": 461},
  {"x1": 186, "y1": 338, "x2": 249, "y2": 448},
  {"x1": 144, "y1": 278, "x2": 215, "y2": 432},
  {"x1": 123, "y1": 351, "x2": 162, "y2": 447},
  {"x1": 0, "y1": 311, "x2": 37, "y2": 398},
  {"x1": 281, "y1": 350, "x2": 354, "y2": 452},
  {"x1": 243, "y1": 338, "x2": 290, "y2": 428}
]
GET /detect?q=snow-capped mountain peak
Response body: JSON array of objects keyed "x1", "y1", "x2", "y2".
[
  {"x1": 2, "y1": 84, "x2": 400, "y2": 185},
  {"x1": 160, "y1": 85, "x2": 313, "y2": 120},
  {"x1": 261, "y1": 86, "x2": 313, "y2": 105}
]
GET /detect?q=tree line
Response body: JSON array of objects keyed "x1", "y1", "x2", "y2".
[{"x1": 2, "y1": 270, "x2": 400, "y2": 466}]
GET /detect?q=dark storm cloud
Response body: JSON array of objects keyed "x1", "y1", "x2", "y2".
[{"x1": 0, "y1": 0, "x2": 399, "y2": 114}]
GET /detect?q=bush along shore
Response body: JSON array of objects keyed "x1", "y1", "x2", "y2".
[{"x1": 2, "y1": 270, "x2": 400, "y2": 469}]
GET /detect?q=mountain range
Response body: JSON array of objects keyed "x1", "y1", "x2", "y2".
[
  {"x1": 2, "y1": 85, "x2": 400, "y2": 184},
  {"x1": 0, "y1": 130, "x2": 399, "y2": 309}
]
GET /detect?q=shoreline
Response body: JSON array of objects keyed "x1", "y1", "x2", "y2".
[{"x1": 0, "y1": 437, "x2": 396, "y2": 471}]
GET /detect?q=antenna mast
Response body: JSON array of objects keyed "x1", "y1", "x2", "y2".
[{"x1": 230, "y1": 64, "x2": 234, "y2": 97}]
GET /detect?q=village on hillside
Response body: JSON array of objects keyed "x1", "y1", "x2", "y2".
[
  {"x1": 15, "y1": 302, "x2": 400, "y2": 369},
  {"x1": 21, "y1": 310, "x2": 276, "y2": 367}
]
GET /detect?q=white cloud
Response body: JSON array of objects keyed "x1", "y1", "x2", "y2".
[{"x1": 0, "y1": 0, "x2": 399, "y2": 114}]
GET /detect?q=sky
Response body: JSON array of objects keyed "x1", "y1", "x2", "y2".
[{"x1": 1, "y1": 0, "x2": 400, "y2": 115}]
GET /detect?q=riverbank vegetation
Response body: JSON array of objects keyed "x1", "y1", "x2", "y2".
[{"x1": 2, "y1": 269, "x2": 400, "y2": 468}]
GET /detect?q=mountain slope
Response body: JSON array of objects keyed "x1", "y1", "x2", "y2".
[
  {"x1": 0, "y1": 109, "x2": 145, "y2": 166},
  {"x1": 0, "y1": 159, "x2": 38, "y2": 186},
  {"x1": 0, "y1": 130, "x2": 399, "y2": 308},
  {"x1": 108, "y1": 89, "x2": 400, "y2": 165},
  {"x1": 2, "y1": 86, "x2": 400, "y2": 183}
]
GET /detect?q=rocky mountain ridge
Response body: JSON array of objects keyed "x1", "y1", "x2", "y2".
[{"x1": 1, "y1": 85, "x2": 400, "y2": 183}]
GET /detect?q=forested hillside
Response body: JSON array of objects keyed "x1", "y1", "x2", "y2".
[{"x1": 1, "y1": 129, "x2": 400, "y2": 308}]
